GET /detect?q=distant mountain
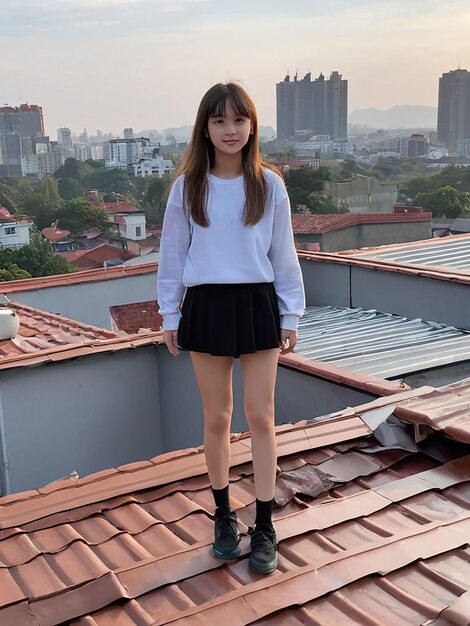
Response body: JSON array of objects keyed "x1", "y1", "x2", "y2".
[{"x1": 349, "y1": 105, "x2": 437, "y2": 129}]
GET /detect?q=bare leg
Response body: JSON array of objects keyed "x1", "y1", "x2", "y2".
[
  {"x1": 239, "y1": 348, "x2": 279, "y2": 501},
  {"x1": 190, "y1": 352, "x2": 234, "y2": 489}
]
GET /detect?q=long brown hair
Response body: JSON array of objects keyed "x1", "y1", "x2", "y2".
[{"x1": 172, "y1": 82, "x2": 279, "y2": 227}]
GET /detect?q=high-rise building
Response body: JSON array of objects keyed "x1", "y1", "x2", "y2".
[
  {"x1": 276, "y1": 71, "x2": 348, "y2": 141},
  {"x1": 437, "y1": 68, "x2": 470, "y2": 153},
  {"x1": 57, "y1": 128, "x2": 73, "y2": 150},
  {"x1": 123, "y1": 128, "x2": 134, "y2": 140},
  {"x1": 0, "y1": 104, "x2": 45, "y2": 177}
]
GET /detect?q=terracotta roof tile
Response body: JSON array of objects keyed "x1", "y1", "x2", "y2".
[
  {"x1": 0, "y1": 262, "x2": 157, "y2": 293},
  {"x1": 41, "y1": 227, "x2": 71, "y2": 241},
  {"x1": 291, "y1": 212, "x2": 432, "y2": 235},
  {"x1": 1, "y1": 385, "x2": 470, "y2": 624},
  {"x1": 0, "y1": 300, "x2": 117, "y2": 359},
  {"x1": 110, "y1": 300, "x2": 163, "y2": 333},
  {"x1": 98, "y1": 201, "x2": 139, "y2": 214},
  {"x1": 394, "y1": 378, "x2": 470, "y2": 443}
]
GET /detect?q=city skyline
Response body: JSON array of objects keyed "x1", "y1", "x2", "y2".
[{"x1": 2, "y1": 0, "x2": 470, "y2": 135}]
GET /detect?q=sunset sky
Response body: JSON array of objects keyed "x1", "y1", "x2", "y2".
[{"x1": 2, "y1": 0, "x2": 470, "y2": 136}]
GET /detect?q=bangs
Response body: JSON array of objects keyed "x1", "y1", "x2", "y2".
[{"x1": 208, "y1": 88, "x2": 253, "y2": 119}]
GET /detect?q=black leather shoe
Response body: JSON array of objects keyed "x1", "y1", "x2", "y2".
[
  {"x1": 213, "y1": 511, "x2": 241, "y2": 559},
  {"x1": 249, "y1": 527, "x2": 278, "y2": 574}
]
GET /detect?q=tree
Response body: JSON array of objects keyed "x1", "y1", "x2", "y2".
[
  {"x1": 0, "y1": 264, "x2": 32, "y2": 281},
  {"x1": 0, "y1": 229, "x2": 75, "y2": 278},
  {"x1": 284, "y1": 165, "x2": 331, "y2": 209},
  {"x1": 415, "y1": 186, "x2": 470, "y2": 218},
  {"x1": 54, "y1": 157, "x2": 93, "y2": 184},
  {"x1": 56, "y1": 198, "x2": 109, "y2": 234},
  {"x1": 145, "y1": 175, "x2": 172, "y2": 225},
  {"x1": 19, "y1": 193, "x2": 59, "y2": 230},
  {"x1": 58, "y1": 177, "x2": 85, "y2": 201},
  {"x1": 44, "y1": 178, "x2": 62, "y2": 204},
  {"x1": 307, "y1": 193, "x2": 346, "y2": 214}
]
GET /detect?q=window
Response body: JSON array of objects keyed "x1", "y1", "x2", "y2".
[
  {"x1": 5, "y1": 227, "x2": 16, "y2": 235},
  {"x1": 136, "y1": 226, "x2": 141, "y2": 237}
]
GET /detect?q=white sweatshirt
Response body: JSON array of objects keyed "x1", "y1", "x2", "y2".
[{"x1": 157, "y1": 168, "x2": 305, "y2": 331}]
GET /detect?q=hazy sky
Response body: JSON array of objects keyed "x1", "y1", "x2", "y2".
[{"x1": 2, "y1": 0, "x2": 470, "y2": 136}]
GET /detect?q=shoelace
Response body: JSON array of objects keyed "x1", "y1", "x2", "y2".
[
  {"x1": 217, "y1": 514, "x2": 238, "y2": 541},
  {"x1": 250, "y1": 530, "x2": 276, "y2": 554}
]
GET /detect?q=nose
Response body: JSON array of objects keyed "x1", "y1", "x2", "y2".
[{"x1": 225, "y1": 124, "x2": 236, "y2": 136}]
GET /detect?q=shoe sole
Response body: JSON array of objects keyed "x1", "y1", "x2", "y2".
[
  {"x1": 248, "y1": 557, "x2": 278, "y2": 575},
  {"x1": 213, "y1": 545, "x2": 241, "y2": 560}
]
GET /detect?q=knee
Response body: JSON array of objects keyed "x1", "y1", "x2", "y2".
[
  {"x1": 204, "y1": 408, "x2": 232, "y2": 436},
  {"x1": 245, "y1": 401, "x2": 275, "y2": 433}
]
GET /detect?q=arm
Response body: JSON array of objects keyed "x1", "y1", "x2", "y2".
[
  {"x1": 268, "y1": 193, "x2": 305, "y2": 332},
  {"x1": 157, "y1": 197, "x2": 191, "y2": 331}
]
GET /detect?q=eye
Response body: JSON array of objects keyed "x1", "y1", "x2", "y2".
[{"x1": 235, "y1": 118, "x2": 246, "y2": 124}]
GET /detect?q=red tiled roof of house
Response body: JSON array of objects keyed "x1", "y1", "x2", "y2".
[
  {"x1": 291, "y1": 212, "x2": 432, "y2": 235},
  {"x1": 41, "y1": 227, "x2": 71, "y2": 241},
  {"x1": 0, "y1": 205, "x2": 15, "y2": 222},
  {"x1": 57, "y1": 245, "x2": 139, "y2": 269},
  {"x1": 0, "y1": 263, "x2": 157, "y2": 293},
  {"x1": 0, "y1": 300, "x2": 118, "y2": 359},
  {"x1": 0, "y1": 383, "x2": 469, "y2": 624},
  {"x1": 98, "y1": 201, "x2": 139, "y2": 214},
  {"x1": 110, "y1": 300, "x2": 163, "y2": 333}
]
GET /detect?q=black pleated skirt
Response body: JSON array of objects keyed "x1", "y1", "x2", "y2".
[{"x1": 178, "y1": 282, "x2": 281, "y2": 358}]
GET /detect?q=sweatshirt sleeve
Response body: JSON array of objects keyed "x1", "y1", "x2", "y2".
[
  {"x1": 268, "y1": 183, "x2": 305, "y2": 331},
  {"x1": 156, "y1": 178, "x2": 191, "y2": 330}
]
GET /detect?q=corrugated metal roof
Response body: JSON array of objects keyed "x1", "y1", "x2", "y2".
[
  {"x1": 0, "y1": 385, "x2": 469, "y2": 625},
  {"x1": 349, "y1": 236, "x2": 470, "y2": 272},
  {"x1": 296, "y1": 306, "x2": 470, "y2": 379}
]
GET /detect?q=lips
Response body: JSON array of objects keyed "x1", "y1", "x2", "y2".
[{"x1": 223, "y1": 140, "x2": 238, "y2": 145}]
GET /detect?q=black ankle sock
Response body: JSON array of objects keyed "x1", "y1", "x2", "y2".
[
  {"x1": 254, "y1": 497, "x2": 274, "y2": 531},
  {"x1": 212, "y1": 485, "x2": 231, "y2": 517}
]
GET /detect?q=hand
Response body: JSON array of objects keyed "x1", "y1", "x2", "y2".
[
  {"x1": 279, "y1": 329, "x2": 297, "y2": 354},
  {"x1": 163, "y1": 329, "x2": 181, "y2": 357}
]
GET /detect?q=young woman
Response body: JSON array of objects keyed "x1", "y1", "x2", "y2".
[{"x1": 157, "y1": 82, "x2": 305, "y2": 575}]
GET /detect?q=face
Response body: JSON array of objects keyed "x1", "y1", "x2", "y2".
[{"x1": 206, "y1": 99, "x2": 252, "y2": 158}]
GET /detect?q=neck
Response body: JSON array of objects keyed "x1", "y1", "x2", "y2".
[{"x1": 211, "y1": 151, "x2": 243, "y2": 179}]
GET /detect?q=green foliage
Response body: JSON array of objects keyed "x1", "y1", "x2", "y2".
[
  {"x1": 56, "y1": 198, "x2": 109, "y2": 234},
  {"x1": 144, "y1": 175, "x2": 172, "y2": 225},
  {"x1": 54, "y1": 157, "x2": 94, "y2": 184},
  {"x1": 0, "y1": 229, "x2": 75, "y2": 278},
  {"x1": 58, "y1": 177, "x2": 85, "y2": 200},
  {"x1": 285, "y1": 165, "x2": 331, "y2": 208},
  {"x1": 44, "y1": 178, "x2": 62, "y2": 204},
  {"x1": 0, "y1": 264, "x2": 32, "y2": 281},
  {"x1": 414, "y1": 186, "x2": 470, "y2": 218},
  {"x1": 0, "y1": 182, "x2": 23, "y2": 213}
]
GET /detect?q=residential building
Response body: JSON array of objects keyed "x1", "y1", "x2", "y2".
[
  {"x1": 0, "y1": 205, "x2": 32, "y2": 249},
  {"x1": 276, "y1": 71, "x2": 348, "y2": 141},
  {"x1": 0, "y1": 229, "x2": 469, "y2": 623},
  {"x1": 458, "y1": 137, "x2": 470, "y2": 157},
  {"x1": 437, "y1": 68, "x2": 470, "y2": 152},
  {"x1": 57, "y1": 127, "x2": 74, "y2": 158},
  {"x1": 0, "y1": 104, "x2": 45, "y2": 177},
  {"x1": 21, "y1": 149, "x2": 64, "y2": 178},
  {"x1": 123, "y1": 127, "x2": 134, "y2": 139},
  {"x1": 133, "y1": 156, "x2": 174, "y2": 178},
  {"x1": 328, "y1": 175, "x2": 398, "y2": 213},
  {"x1": 0, "y1": 104, "x2": 44, "y2": 139},
  {"x1": 294, "y1": 135, "x2": 350, "y2": 158},
  {"x1": 97, "y1": 200, "x2": 147, "y2": 241},
  {"x1": 292, "y1": 211, "x2": 432, "y2": 252},
  {"x1": 104, "y1": 137, "x2": 152, "y2": 169},
  {"x1": 0, "y1": 380, "x2": 469, "y2": 623}
]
